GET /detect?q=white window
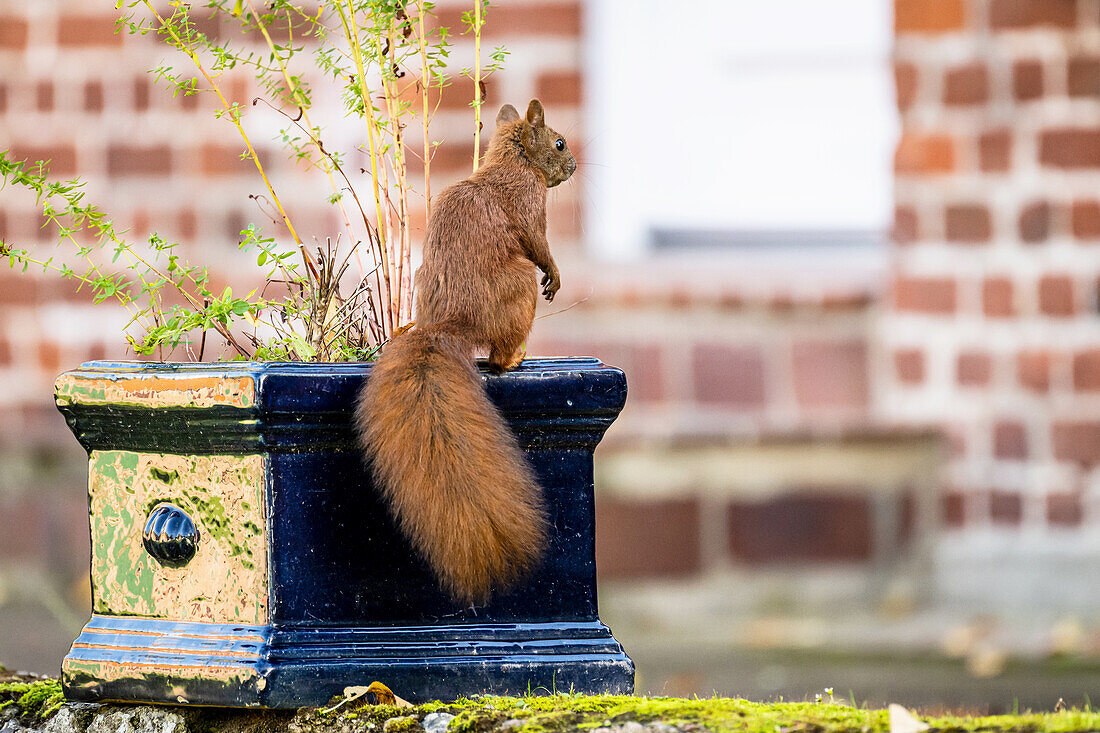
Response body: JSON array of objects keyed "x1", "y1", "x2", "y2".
[{"x1": 583, "y1": 0, "x2": 897, "y2": 265}]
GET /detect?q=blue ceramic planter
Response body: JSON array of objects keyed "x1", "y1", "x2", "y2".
[{"x1": 55, "y1": 358, "x2": 633, "y2": 707}]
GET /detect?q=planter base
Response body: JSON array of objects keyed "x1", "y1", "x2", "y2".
[
  {"x1": 57, "y1": 360, "x2": 633, "y2": 707},
  {"x1": 64, "y1": 615, "x2": 634, "y2": 707}
]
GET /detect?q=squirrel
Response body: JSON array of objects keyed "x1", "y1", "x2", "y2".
[{"x1": 355, "y1": 99, "x2": 577, "y2": 605}]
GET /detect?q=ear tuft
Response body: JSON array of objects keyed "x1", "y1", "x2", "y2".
[
  {"x1": 526, "y1": 99, "x2": 544, "y2": 127},
  {"x1": 496, "y1": 104, "x2": 520, "y2": 126}
]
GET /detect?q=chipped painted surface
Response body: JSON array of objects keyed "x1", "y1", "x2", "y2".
[
  {"x1": 55, "y1": 374, "x2": 255, "y2": 408},
  {"x1": 88, "y1": 451, "x2": 268, "y2": 624},
  {"x1": 62, "y1": 656, "x2": 259, "y2": 685}
]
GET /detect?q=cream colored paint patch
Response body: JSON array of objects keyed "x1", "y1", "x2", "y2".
[
  {"x1": 88, "y1": 450, "x2": 268, "y2": 624},
  {"x1": 56, "y1": 373, "x2": 255, "y2": 409}
]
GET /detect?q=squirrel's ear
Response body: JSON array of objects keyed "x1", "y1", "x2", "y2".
[
  {"x1": 526, "y1": 99, "x2": 545, "y2": 127},
  {"x1": 496, "y1": 104, "x2": 520, "y2": 126}
]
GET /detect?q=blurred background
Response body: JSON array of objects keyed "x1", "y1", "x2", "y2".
[{"x1": 3, "y1": 0, "x2": 1100, "y2": 713}]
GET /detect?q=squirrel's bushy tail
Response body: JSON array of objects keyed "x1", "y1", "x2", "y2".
[{"x1": 355, "y1": 323, "x2": 548, "y2": 605}]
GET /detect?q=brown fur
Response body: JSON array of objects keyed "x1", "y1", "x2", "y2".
[{"x1": 356, "y1": 100, "x2": 576, "y2": 604}]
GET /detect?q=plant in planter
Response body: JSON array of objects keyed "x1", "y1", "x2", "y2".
[{"x1": 3, "y1": 0, "x2": 632, "y2": 708}]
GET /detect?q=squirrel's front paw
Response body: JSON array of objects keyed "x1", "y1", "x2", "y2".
[{"x1": 541, "y1": 270, "x2": 561, "y2": 302}]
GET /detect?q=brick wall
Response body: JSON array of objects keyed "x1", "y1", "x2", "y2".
[
  {"x1": 888, "y1": 0, "x2": 1100, "y2": 609},
  {"x1": 2, "y1": 0, "x2": 1045, "y2": 679},
  {"x1": 0, "y1": 0, "x2": 600, "y2": 673}
]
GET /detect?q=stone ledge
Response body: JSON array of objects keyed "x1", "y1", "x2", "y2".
[{"x1": 7, "y1": 673, "x2": 1100, "y2": 733}]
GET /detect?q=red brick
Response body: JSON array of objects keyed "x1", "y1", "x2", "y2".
[
  {"x1": 983, "y1": 277, "x2": 1015, "y2": 317},
  {"x1": 0, "y1": 15, "x2": 28, "y2": 49},
  {"x1": 57, "y1": 15, "x2": 123, "y2": 46},
  {"x1": 990, "y1": 490, "x2": 1023, "y2": 525},
  {"x1": 107, "y1": 145, "x2": 172, "y2": 177},
  {"x1": 1019, "y1": 201, "x2": 1051, "y2": 243},
  {"x1": 946, "y1": 204, "x2": 992, "y2": 243},
  {"x1": 133, "y1": 77, "x2": 151, "y2": 112},
  {"x1": 535, "y1": 70, "x2": 581, "y2": 107},
  {"x1": 190, "y1": 11, "x2": 224, "y2": 41},
  {"x1": 595, "y1": 496, "x2": 700, "y2": 578},
  {"x1": 87, "y1": 342, "x2": 107, "y2": 361},
  {"x1": 1039, "y1": 275, "x2": 1076, "y2": 316},
  {"x1": 35, "y1": 81, "x2": 53, "y2": 113},
  {"x1": 1073, "y1": 349, "x2": 1100, "y2": 390},
  {"x1": 957, "y1": 351, "x2": 992, "y2": 386},
  {"x1": 944, "y1": 62, "x2": 988, "y2": 105},
  {"x1": 893, "y1": 205, "x2": 919, "y2": 244},
  {"x1": 728, "y1": 494, "x2": 872, "y2": 563},
  {"x1": 534, "y1": 340, "x2": 664, "y2": 403},
  {"x1": 895, "y1": 133, "x2": 955, "y2": 174},
  {"x1": 1068, "y1": 56, "x2": 1100, "y2": 97},
  {"x1": 225, "y1": 209, "x2": 248, "y2": 242},
  {"x1": 0, "y1": 82, "x2": 7, "y2": 114},
  {"x1": 1040, "y1": 128, "x2": 1100, "y2": 169},
  {"x1": 979, "y1": 129, "x2": 1012, "y2": 172},
  {"x1": 942, "y1": 490, "x2": 966, "y2": 527},
  {"x1": 200, "y1": 144, "x2": 250, "y2": 176},
  {"x1": 432, "y1": 3, "x2": 581, "y2": 38},
  {"x1": 627, "y1": 344, "x2": 665, "y2": 403},
  {"x1": 895, "y1": 0, "x2": 966, "y2": 33},
  {"x1": 896, "y1": 62, "x2": 918, "y2": 111},
  {"x1": 83, "y1": 81, "x2": 104, "y2": 113},
  {"x1": 895, "y1": 349, "x2": 925, "y2": 384},
  {"x1": 0, "y1": 272, "x2": 42, "y2": 306},
  {"x1": 38, "y1": 340, "x2": 61, "y2": 375},
  {"x1": 768, "y1": 294, "x2": 796, "y2": 312},
  {"x1": 791, "y1": 339, "x2": 868, "y2": 410},
  {"x1": 993, "y1": 421, "x2": 1028, "y2": 459},
  {"x1": 401, "y1": 75, "x2": 500, "y2": 113},
  {"x1": 1047, "y1": 493, "x2": 1083, "y2": 526},
  {"x1": 990, "y1": 0, "x2": 1077, "y2": 30},
  {"x1": 1053, "y1": 421, "x2": 1100, "y2": 463},
  {"x1": 692, "y1": 344, "x2": 766, "y2": 408},
  {"x1": 10, "y1": 145, "x2": 77, "y2": 176},
  {"x1": 178, "y1": 209, "x2": 197, "y2": 240},
  {"x1": 1013, "y1": 59, "x2": 1044, "y2": 100},
  {"x1": 1017, "y1": 351, "x2": 1051, "y2": 392},
  {"x1": 35, "y1": 215, "x2": 60, "y2": 243},
  {"x1": 1072, "y1": 200, "x2": 1100, "y2": 239},
  {"x1": 894, "y1": 276, "x2": 956, "y2": 313},
  {"x1": 179, "y1": 90, "x2": 200, "y2": 111}
]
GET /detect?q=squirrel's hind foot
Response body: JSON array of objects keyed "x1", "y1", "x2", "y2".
[{"x1": 488, "y1": 346, "x2": 525, "y2": 374}]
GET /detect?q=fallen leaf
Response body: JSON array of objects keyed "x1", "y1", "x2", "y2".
[
  {"x1": 320, "y1": 681, "x2": 411, "y2": 713},
  {"x1": 366, "y1": 681, "x2": 413, "y2": 708}
]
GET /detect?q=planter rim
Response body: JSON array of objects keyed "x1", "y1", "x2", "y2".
[
  {"x1": 62, "y1": 355, "x2": 607, "y2": 371},
  {"x1": 55, "y1": 356, "x2": 627, "y2": 453}
]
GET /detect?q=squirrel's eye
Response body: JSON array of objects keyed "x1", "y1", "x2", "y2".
[{"x1": 555, "y1": 138, "x2": 565, "y2": 151}]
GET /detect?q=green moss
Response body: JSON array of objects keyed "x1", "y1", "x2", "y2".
[
  {"x1": 361, "y1": 694, "x2": 1100, "y2": 733},
  {"x1": 385, "y1": 714, "x2": 423, "y2": 732},
  {"x1": 0, "y1": 678, "x2": 65, "y2": 722}
]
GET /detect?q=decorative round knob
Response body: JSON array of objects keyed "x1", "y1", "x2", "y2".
[{"x1": 142, "y1": 503, "x2": 199, "y2": 567}]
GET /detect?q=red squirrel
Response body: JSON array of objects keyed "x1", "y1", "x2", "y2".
[{"x1": 356, "y1": 99, "x2": 577, "y2": 605}]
